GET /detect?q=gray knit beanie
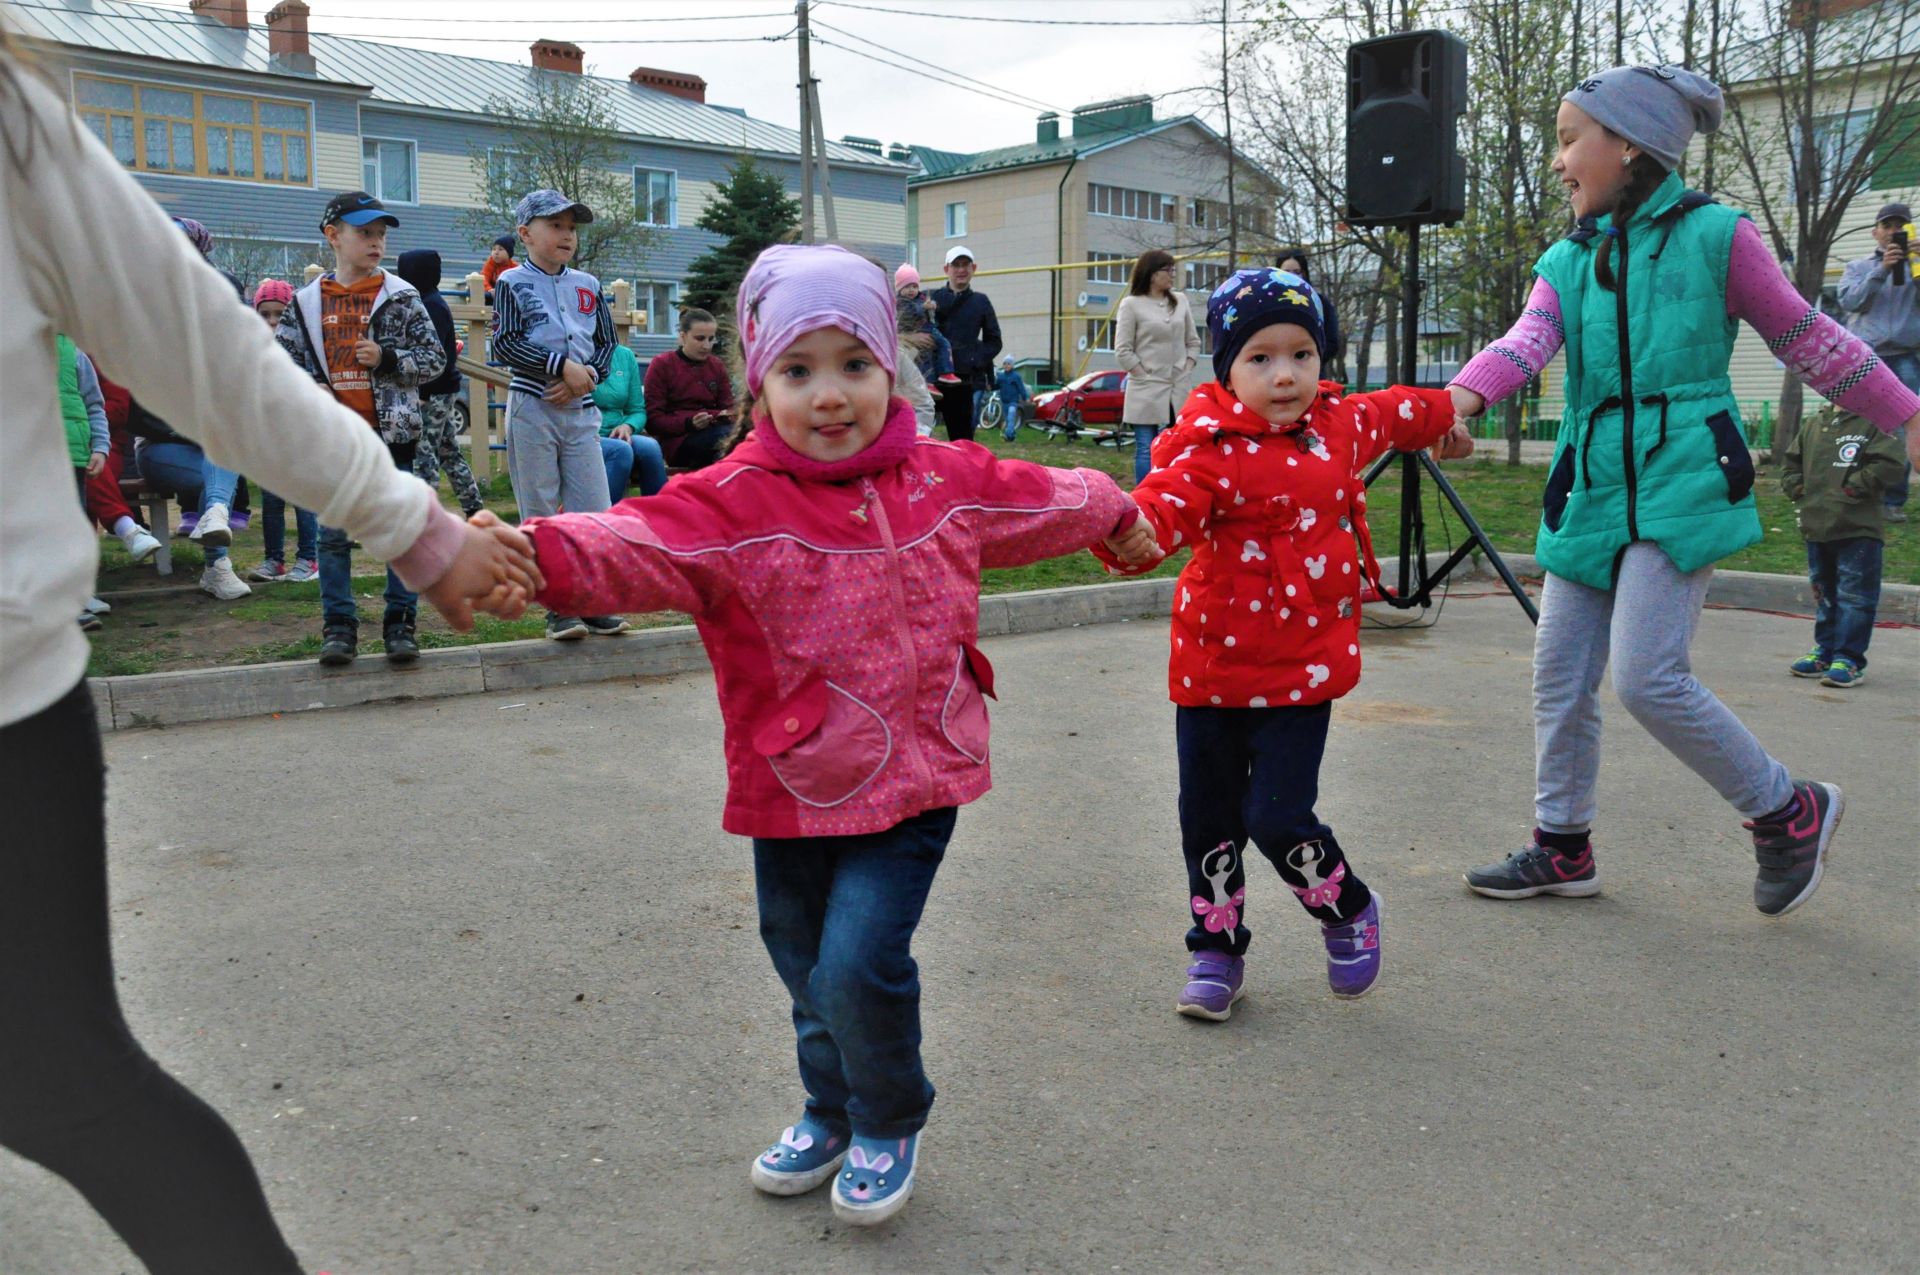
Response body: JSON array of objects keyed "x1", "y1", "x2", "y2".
[{"x1": 1565, "y1": 65, "x2": 1723, "y2": 171}]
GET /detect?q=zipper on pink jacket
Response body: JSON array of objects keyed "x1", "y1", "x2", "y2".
[{"x1": 861, "y1": 477, "x2": 937, "y2": 805}]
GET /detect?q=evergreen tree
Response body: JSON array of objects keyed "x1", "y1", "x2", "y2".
[{"x1": 681, "y1": 156, "x2": 802, "y2": 315}]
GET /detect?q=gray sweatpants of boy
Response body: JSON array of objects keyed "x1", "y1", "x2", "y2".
[
  {"x1": 1534, "y1": 542, "x2": 1793, "y2": 834},
  {"x1": 506, "y1": 392, "x2": 610, "y2": 520}
]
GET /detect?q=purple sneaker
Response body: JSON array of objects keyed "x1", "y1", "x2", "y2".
[
  {"x1": 1322, "y1": 891, "x2": 1382, "y2": 999},
  {"x1": 1176, "y1": 950, "x2": 1245, "y2": 1021}
]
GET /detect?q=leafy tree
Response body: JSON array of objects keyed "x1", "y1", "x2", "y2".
[
  {"x1": 680, "y1": 155, "x2": 802, "y2": 316},
  {"x1": 461, "y1": 74, "x2": 655, "y2": 275}
]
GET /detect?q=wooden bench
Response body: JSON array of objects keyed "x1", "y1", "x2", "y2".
[{"x1": 119, "y1": 477, "x2": 175, "y2": 575}]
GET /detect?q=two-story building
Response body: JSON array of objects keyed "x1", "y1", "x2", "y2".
[
  {"x1": 15, "y1": 0, "x2": 910, "y2": 358},
  {"x1": 893, "y1": 96, "x2": 1278, "y2": 388}
]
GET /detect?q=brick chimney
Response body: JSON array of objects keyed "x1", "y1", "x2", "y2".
[
  {"x1": 629, "y1": 67, "x2": 707, "y2": 104},
  {"x1": 264, "y1": 1, "x2": 314, "y2": 74},
  {"x1": 189, "y1": 0, "x2": 247, "y2": 28},
  {"x1": 532, "y1": 39, "x2": 585, "y2": 74}
]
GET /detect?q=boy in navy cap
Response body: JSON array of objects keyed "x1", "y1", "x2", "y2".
[
  {"x1": 491, "y1": 189, "x2": 626, "y2": 640},
  {"x1": 277, "y1": 190, "x2": 446, "y2": 665}
]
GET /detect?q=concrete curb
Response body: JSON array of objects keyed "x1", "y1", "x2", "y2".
[
  {"x1": 91, "y1": 559, "x2": 1913, "y2": 734},
  {"x1": 91, "y1": 578, "x2": 1180, "y2": 733}
]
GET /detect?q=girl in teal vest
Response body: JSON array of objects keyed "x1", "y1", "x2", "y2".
[{"x1": 1447, "y1": 66, "x2": 1920, "y2": 917}]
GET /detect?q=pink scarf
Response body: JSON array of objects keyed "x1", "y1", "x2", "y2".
[{"x1": 748, "y1": 397, "x2": 921, "y2": 482}]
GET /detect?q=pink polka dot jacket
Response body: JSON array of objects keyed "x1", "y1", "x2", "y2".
[
  {"x1": 1096, "y1": 379, "x2": 1456, "y2": 710},
  {"x1": 524, "y1": 397, "x2": 1137, "y2": 839}
]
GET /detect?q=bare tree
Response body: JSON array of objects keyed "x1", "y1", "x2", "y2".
[
  {"x1": 460, "y1": 74, "x2": 658, "y2": 276},
  {"x1": 1719, "y1": 0, "x2": 1920, "y2": 448}
]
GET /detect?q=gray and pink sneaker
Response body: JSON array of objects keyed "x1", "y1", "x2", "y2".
[
  {"x1": 1322, "y1": 891, "x2": 1382, "y2": 999},
  {"x1": 1176, "y1": 950, "x2": 1245, "y2": 1021},
  {"x1": 1746, "y1": 780, "x2": 1842, "y2": 917}
]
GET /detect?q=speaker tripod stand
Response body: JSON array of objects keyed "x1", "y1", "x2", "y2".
[{"x1": 1360, "y1": 220, "x2": 1538, "y2": 624}]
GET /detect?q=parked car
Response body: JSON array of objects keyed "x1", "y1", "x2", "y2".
[{"x1": 1029, "y1": 369, "x2": 1128, "y2": 426}]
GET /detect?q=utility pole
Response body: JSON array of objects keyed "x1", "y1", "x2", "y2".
[
  {"x1": 1614, "y1": 0, "x2": 1623, "y2": 66},
  {"x1": 793, "y1": 0, "x2": 838, "y2": 243},
  {"x1": 797, "y1": 0, "x2": 815, "y2": 242},
  {"x1": 1221, "y1": 0, "x2": 1237, "y2": 270}
]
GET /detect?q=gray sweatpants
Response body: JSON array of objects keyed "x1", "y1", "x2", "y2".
[
  {"x1": 1534, "y1": 541, "x2": 1793, "y2": 833},
  {"x1": 505, "y1": 393, "x2": 610, "y2": 520}
]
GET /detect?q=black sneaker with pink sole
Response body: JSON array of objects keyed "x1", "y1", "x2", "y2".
[{"x1": 1746, "y1": 780, "x2": 1842, "y2": 917}]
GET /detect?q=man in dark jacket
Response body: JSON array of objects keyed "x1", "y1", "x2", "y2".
[
  {"x1": 395, "y1": 249, "x2": 482, "y2": 516},
  {"x1": 930, "y1": 245, "x2": 1001, "y2": 442}
]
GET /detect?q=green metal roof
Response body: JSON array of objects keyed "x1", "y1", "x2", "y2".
[{"x1": 907, "y1": 118, "x2": 1206, "y2": 186}]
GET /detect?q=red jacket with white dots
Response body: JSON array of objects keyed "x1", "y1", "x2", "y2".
[{"x1": 1096, "y1": 379, "x2": 1455, "y2": 709}]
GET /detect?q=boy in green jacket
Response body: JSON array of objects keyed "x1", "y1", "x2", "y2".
[
  {"x1": 1782, "y1": 407, "x2": 1906, "y2": 687},
  {"x1": 593, "y1": 340, "x2": 666, "y2": 498}
]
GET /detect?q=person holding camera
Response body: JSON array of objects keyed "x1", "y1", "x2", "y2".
[{"x1": 1836, "y1": 201, "x2": 1919, "y2": 522}]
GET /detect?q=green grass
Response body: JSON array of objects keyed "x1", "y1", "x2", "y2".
[{"x1": 85, "y1": 436, "x2": 1911, "y2": 678}]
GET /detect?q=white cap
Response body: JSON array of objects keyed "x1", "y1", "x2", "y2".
[{"x1": 944, "y1": 244, "x2": 976, "y2": 266}]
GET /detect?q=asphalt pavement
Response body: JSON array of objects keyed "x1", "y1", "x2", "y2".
[{"x1": 2, "y1": 596, "x2": 1914, "y2": 1274}]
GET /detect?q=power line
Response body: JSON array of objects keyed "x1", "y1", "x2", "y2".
[
  {"x1": 137, "y1": 1, "x2": 796, "y2": 24},
  {"x1": 820, "y1": 0, "x2": 1268, "y2": 26},
  {"x1": 810, "y1": 17, "x2": 1064, "y2": 114},
  {"x1": 808, "y1": 34, "x2": 1058, "y2": 114},
  {"x1": 10, "y1": 2, "x2": 794, "y2": 44}
]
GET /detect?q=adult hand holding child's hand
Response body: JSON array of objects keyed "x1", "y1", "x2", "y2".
[
  {"x1": 1433, "y1": 422, "x2": 1475, "y2": 461},
  {"x1": 421, "y1": 510, "x2": 545, "y2": 632}
]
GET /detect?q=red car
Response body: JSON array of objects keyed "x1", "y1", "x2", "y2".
[{"x1": 1029, "y1": 369, "x2": 1128, "y2": 427}]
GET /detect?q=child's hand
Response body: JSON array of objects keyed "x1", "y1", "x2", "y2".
[
  {"x1": 85, "y1": 452, "x2": 107, "y2": 477},
  {"x1": 420, "y1": 511, "x2": 545, "y2": 632},
  {"x1": 1104, "y1": 520, "x2": 1163, "y2": 567},
  {"x1": 353, "y1": 339, "x2": 383, "y2": 369},
  {"x1": 1449, "y1": 385, "x2": 1484, "y2": 422},
  {"x1": 1905, "y1": 409, "x2": 1920, "y2": 470},
  {"x1": 1433, "y1": 423, "x2": 1475, "y2": 460},
  {"x1": 543, "y1": 380, "x2": 579, "y2": 406},
  {"x1": 561, "y1": 359, "x2": 596, "y2": 399}
]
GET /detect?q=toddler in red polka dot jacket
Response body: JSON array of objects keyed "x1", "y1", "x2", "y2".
[{"x1": 1093, "y1": 266, "x2": 1472, "y2": 1022}]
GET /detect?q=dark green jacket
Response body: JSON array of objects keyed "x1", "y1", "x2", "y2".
[
  {"x1": 1532, "y1": 173, "x2": 1762, "y2": 588},
  {"x1": 1780, "y1": 408, "x2": 1906, "y2": 543}
]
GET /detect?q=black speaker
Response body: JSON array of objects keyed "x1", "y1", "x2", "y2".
[{"x1": 1345, "y1": 30, "x2": 1467, "y2": 226}]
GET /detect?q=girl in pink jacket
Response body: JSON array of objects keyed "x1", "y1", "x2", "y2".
[{"x1": 522, "y1": 245, "x2": 1153, "y2": 1226}]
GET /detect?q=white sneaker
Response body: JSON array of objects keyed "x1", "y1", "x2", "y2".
[
  {"x1": 119, "y1": 525, "x2": 162, "y2": 564},
  {"x1": 285, "y1": 558, "x2": 320, "y2": 583},
  {"x1": 200, "y1": 558, "x2": 251, "y2": 600},
  {"x1": 191, "y1": 502, "x2": 232, "y2": 547},
  {"x1": 85, "y1": 596, "x2": 111, "y2": 614}
]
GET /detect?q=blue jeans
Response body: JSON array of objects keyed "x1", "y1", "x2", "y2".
[
  {"x1": 752, "y1": 806, "x2": 955, "y2": 1139},
  {"x1": 1806, "y1": 537, "x2": 1883, "y2": 667},
  {"x1": 260, "y1": 491, "x2": 317, "y2": 564},
  {"x1": 318, "y1": 443, "x2": 417, "y2": 627},
  {"x1": 999, "y1": 397, "x2": 1024, "y2": 442},
  {"x1": 135, "y1": 442, "x2": 237, "y2": 563},
  {"x1": 913, "y1": 327, "x2": 955, "y2": 381},
  {"x1": 599, "y1": 433, "x2": 667, "y2": 501},
  {"x1": 1131, "y1": 408, "x2": 1176, "y2": 484},
  {"x1": 1882, "y1": 351, "x2": 1917, "y2": 509}
]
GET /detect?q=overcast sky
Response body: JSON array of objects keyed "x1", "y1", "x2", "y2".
[{"x1": 151, "y1": 0, "x2": 1237, "y2": 154}]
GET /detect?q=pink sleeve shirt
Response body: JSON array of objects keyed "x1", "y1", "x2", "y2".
[{"x1": 1452, "y1": 218, "x2": 1920, "y2": 434}]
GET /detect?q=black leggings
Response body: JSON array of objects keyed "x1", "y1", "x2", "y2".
[
  {"x1": 0, "y1": 681, "x2": 301, "y2": 1275},
  {"x1": 673, "y1": 421, "x2": 735, "y2": 470}
]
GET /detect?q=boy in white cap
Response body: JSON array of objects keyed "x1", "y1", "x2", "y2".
[{"x1": 492, "y1": 189, "x2": 628, "y2": 640}]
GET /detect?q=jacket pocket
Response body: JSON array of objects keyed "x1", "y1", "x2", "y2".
[
  {"x1": 1706, "y1": 410, "x2": 1755, "y2": 504},
  {"x1": 754, "y1": 676, "x2": 892, "y2": 808},
  {"x1": 1542, "y1": 445, "x2": 1576, "y2": 531},
  {"x1": 939, "y1": 644, "x2": 996, "y2": 763}
]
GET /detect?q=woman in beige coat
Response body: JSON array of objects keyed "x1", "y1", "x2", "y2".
[{"x1": 1114, "y1": 249, "x2": 1203, "y2": 482}]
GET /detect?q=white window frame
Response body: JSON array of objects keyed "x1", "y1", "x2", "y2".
[
  {"x1": 634, "y1": 166, "x2": 678, "y2": 228},
  {"x1": 1088, "y1": 182, "x2": 1173, "y2": 224},
  {"x1": 487, "y1": 147, "x2": 541, "y2": 203},
  {"x1": 944, "y1": 200, "x2": 968, "y2": 238},
  {"x1": 1086, "y1": 318, "x2": 1116, "y2": 352},
  {"x1": 1811, "y1": 109, "x2": 1875, "y2": 199},
  {"x1": 1087, "y1": 252, "x2": 1129, "y2": 286},
  {"x1": 637, "y1": 280, "x2": 679, "y2": 338},
  {"x1": 360, "y1": 135, "x2": 418, "y2": 206},
  {"x1": 69, "y1": 69, "x2": 316, "y2": 190}
]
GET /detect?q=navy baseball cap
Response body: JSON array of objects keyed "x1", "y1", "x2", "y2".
[
  {"x1": 321, "y1": 190, "x2": 398, "y2": 230},
  {"x1": 515, "y1": 188, "x2": 595, "y2": 226}
]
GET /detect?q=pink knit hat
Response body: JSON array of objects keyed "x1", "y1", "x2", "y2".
[
  {"x1": 737, "y1": 245, "x2": 898, "y2": 397},
  {"x1": 252, "y1": 278, "x2": 294, "y2": 308},
  {"x1": 893, "y1": 262, "x2": 920, "y2": 290}
]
